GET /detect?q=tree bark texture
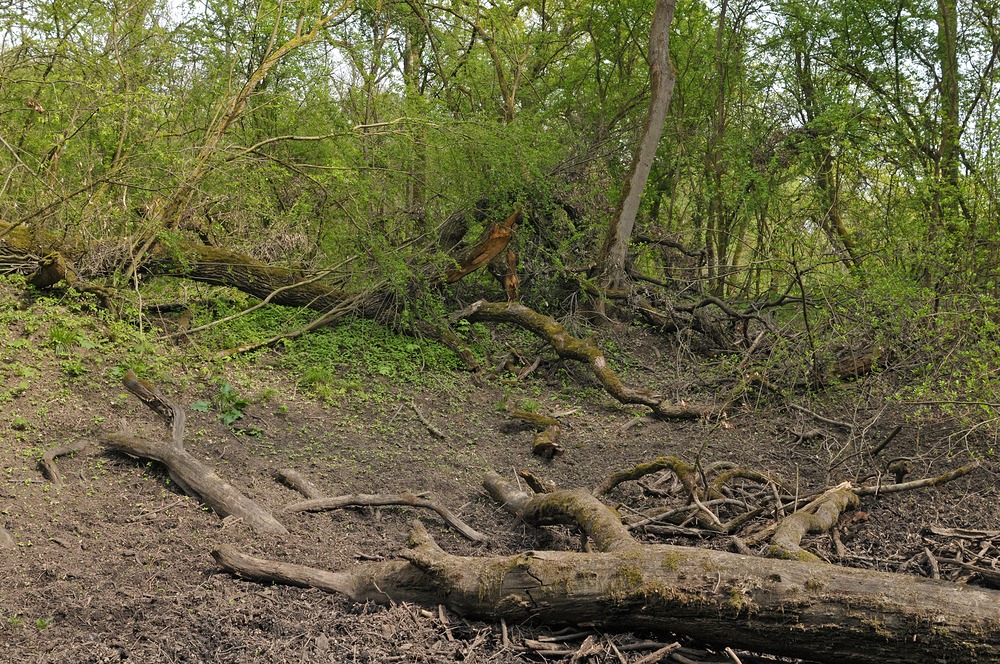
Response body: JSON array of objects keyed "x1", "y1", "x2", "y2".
[
  {"x1": 598, "y1": 0, "x2": 677, "y2": 289},
  {"x1": 213, "y1": 471, "x2": 1000, "y2": 663},
  {"x1": 213, "y1": 519, "x2": 1000, "y2": 664}
]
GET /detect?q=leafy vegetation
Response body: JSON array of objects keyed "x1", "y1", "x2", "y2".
[{"x1": 0, "y1": 0, "x2": 997, "y2": 422}]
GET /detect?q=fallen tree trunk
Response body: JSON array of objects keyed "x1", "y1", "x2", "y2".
[
  {"x1": 212, "y1": 472, "x2": 1000, "y2": 663},
  {"x1": 213, "y1": 521, "x2": 1000, "y2": 664},
  {"x1": 453, "y1": 300, "x2": 722, "y2": 420}
]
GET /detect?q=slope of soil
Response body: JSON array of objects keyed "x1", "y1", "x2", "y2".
[{"x1": 1, "y1": 281, "x2": 997, "y2": 663}]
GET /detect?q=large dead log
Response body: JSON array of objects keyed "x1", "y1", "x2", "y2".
[
  {"x1": 213, "y1": 522, "x2": 1000, "y2": 664},
  {"x1": 213, "y1": 473, "x2": 1000, "y2": 663},
  {"x1": 146, "y1": 242, "x2": 389, "y2": 319}
]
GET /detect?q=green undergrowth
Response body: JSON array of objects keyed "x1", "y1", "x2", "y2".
[
  {"x1": 0, "y1": 275, "x2": 171, "y2": 386},
  {"x1": 0, "y1": 275, "x2": 473, "y2": 423},
  {"x1": 276, "y1": 318, "x2": 464, "y2": 402},
  {"x1": 739, "y1": 274, "x2": 1000, "y2": 448}
]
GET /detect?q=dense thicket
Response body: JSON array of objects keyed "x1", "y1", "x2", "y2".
[{"x1": 3, "y1": 0, "x2": 1000, "y2": 405}]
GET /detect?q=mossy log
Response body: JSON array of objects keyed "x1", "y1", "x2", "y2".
[
  {"x1": 146, "y1": 242, "x2": 390, "y2": 319},
  {"x1": 453, "y1": 300, "x2": 722, "y2": 420},
  {"x1": 213, "y1": 530, "x2": 1000, "y2": 664},
  {"x1": 213, "y1": 473, "x2": 1000, "y2": 664},
  {"x1": 768, "y1": 484, "x2": 859, "y2": 561}
]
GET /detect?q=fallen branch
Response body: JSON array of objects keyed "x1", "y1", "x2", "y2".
[
  {"x1": 38, "y1": 440, "x2": 87, "y2": 486},
  {"x1": 453, "y1": 300, "x2": 722, "y2": 420},
  {"x1": 283, "y1": 493, "x2": 488, "y2": 543},
  {"x1": 101, "y1": 372, "x2": 287, "y2": 535},
  {"x1": 275, "y1": 468, "x2": 325, "y2": 499},
  {"x1": 411, "y1": 401, "x2": 447, "y2": 440},
  {"x1": 789, "y1": 403, "x2": 853, "y2": 430},
  {"x1": 767, "y1": 483, "x2": 858, "y2": 562},
  {"x1": 855, "y1": 460, "x2": 979, "y2": 496},
  {"x1": 510, "y1": 409, "x2": 563, "y2": 459}
]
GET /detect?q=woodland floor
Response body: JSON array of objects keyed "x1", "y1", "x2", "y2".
[{"x1": 1, "y1": 284, "x2": 998, "y2": 663}]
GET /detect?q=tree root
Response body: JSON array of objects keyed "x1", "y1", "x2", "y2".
[
  {"x1": 484, "y1": 472, "x2": 637, "y2": 552},
  {"x1": 767, "y1": 483, "x2": 859, "y2": 561},
  {"x1": 38, "y1": 440, "x2": 87, "y2": 486}
]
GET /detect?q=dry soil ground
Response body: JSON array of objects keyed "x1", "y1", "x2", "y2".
[{"x1": 1, "y1": 286, "x2": 998, "y2": 663}]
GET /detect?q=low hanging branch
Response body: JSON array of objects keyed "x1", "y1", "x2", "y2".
[
  {"x1": 101, "y1": 372, "x2": 287, "y2": 535},
  {"x1": 213, "y1": 470, "x2": 1000, "y2": 664},
  {"x1": 453, "y1": 300, "x2": 722, "y2": 420}
]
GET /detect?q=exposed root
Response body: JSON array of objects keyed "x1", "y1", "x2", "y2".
[{"x1": 39, "y1": 440, "x2": 87, "y2": 486}]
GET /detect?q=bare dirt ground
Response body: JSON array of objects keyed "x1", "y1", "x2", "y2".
[{"x1": 2, "y1": 286, "x2": 998, "y2": 663}]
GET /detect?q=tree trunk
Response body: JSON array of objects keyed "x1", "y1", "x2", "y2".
[
  {"x1": 597, "y1": 0, "x2": 677, "y2": 290},
  {"x1": 213, "y1": 501, "x2": 1000, "y2": 664}
]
